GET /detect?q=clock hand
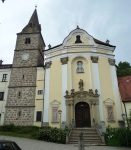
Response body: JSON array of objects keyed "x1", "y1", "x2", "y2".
[{"x1": 24, "y1": 54, "x2": 27, "y2": 59}]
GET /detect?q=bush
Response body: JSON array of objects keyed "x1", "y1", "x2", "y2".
[
  {"x1": 0, "y1": 124, "x2": 68, "y2": 144},
  {"x1": 36, "y1": 127, "x2": 68, "y2": 144},
  {"x1": 104, "y1": 125, "x2": 131, "y2": 147}
]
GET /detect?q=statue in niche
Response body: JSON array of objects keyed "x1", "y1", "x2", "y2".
[
  {"x1": 71, "y1": 89, "x2": 74, "y2": 95},
  {"x1": 95, "y1": 89, "x2": 98, "y2": 95},
  {"x1": 79, "y1": 79, "x2": 84, "y2": 91},
  {"x1": 89, "y1": 89, "x2": 93, "y2": 94},
  {"x1": 65, "y1": 90, "x2": 68, "y2": 95}
]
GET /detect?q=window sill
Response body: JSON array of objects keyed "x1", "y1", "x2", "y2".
[
  {"x1": 36, "y1": 99, "x2": 44, "y2": 100},
  {"x1": 77, "y1": 72, "x2": 84, "y2": 73},
  {"x1": 35, "y1": 121, "x2": 42, "y2": 122},
  {"x1": 51, "y1": 122, "x2": 59, "y2": 124},
  {"x1": 1, "y1": 81, "x2": 8, "y2": 82}
]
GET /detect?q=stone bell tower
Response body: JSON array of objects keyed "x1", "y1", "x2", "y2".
[{"x1": 4, "y1": 9, "x2": 45, "y2": 125}]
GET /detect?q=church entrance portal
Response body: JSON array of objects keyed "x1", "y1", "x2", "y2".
[{"x1": 75, "y1": 102, "x2": 91, "y2": 127}]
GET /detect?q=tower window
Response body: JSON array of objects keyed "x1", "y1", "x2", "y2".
[
  {"x1": 18, "y1": 111, "x2": 21, "y2": 117},
  {"x1": 29, "y1": 23, "x2": 32, "y2": 27},
  {"x1": 77, "y1": 61, "x2": 84, "y2": 73},
  {"x1": 75, "y1": 35, "x2": 82, "y2": 43},
  {"x1": 22, "y1": 74, "x2": 25, "y2": 79},
  {"x1": 18, "y1": 92, "x2": 21, "y2": 98},
  {"x1": 25, "y1": 38, "x2": 31, "y2": 44}
]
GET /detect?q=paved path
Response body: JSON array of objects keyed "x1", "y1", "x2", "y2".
[{"x1": 0, "y1": 136, "x2": 130, "y2": 150}]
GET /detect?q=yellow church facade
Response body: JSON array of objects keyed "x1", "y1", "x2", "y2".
[
  {"x1": 35, "y1": 27, "x2": 124, "y2": 131},
  {"x1": 0, "y1": 9, "x2": 124, "y2": 132}
]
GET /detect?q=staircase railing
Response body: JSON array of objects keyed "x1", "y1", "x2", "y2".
[
  {"x1": 93, "y1": 118, "x2": 105, "y2": 143},
  {"x1": 66, "y1": 119, "x2": 74, "y2": 144}
]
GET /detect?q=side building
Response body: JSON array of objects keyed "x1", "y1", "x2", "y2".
[
  {"x1": 4, "y1": 9, "x2": 45, "y2": 126},
  {"x1": 0, "y1": 60, "x2": 12, "y2": 125}
]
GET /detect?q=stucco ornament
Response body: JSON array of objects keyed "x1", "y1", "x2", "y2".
[
  {"x1": 91, "y1": 56, "x2": 98, "y2": 63},
  {"x1": 71, "y1": 89, "x2": 75, "y2": 95},
  {"x1": 65, "y1": 90, "x2": 68, "y2": 95},
  {"x1": 95, "y1": 89, "x2": 98, "y2": 95},
  {"x1": 89, "y1": 89, "x2": 93, "y2": 94},
  {"x1": 108, "y1": 58, "x2": 115, "y2": 66},
  {"x1": 60, "y1": 57, "x2": 68, "y2": 65},
  {"x1": 79, "y1": 79, "x2": 84, "y2": 91},
  {"x1": 45, "y1": 61, "x2": 52, "y2": 69}
]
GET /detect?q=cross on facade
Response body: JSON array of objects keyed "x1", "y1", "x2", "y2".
[{"x1": 35, "y1": 4, "x2": 37, "y2": 9}]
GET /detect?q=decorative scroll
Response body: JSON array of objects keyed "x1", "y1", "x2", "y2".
[
  {"x1": 108, "y1": 58, "x2": 115, "y2": 66},
  {"x1": 52, "y1": 107, "x2": 59, "y2": 122},
  {"x1": 45, "y1": 61, "x2": 52, "y2": 69},
  {"x1": 61, "y1": 57, "x2": 68, "y2": 65}
]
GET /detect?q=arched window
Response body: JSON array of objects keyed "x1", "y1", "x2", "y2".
[
  {"x1": 77, "y1": 61, "x2": 84, "y2": 73},
  {"x1": 75, "y1": 35, "x2": 82, "y2": 43}
]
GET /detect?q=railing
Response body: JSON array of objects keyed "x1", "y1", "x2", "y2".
[
  {"x1": 93, "y1": 118, "x2": 105, "y2": 143},
  {"x1": 66, "y1": 119, "x2": 74, "y2": 144}
]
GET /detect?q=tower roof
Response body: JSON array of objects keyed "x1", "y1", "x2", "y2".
[{"x1": 21, "y1": 9, "x2": 41, "y2": 33}]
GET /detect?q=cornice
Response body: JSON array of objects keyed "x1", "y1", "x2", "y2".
[
  {"x1": 0, "y1": 69, "x2": 12, "y2": 72},
  {"x1": 45, "y1": 51, "x2": 115, "y2": 63}
]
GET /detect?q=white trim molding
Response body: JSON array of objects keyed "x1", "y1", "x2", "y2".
[
  {"x1": 104, "y1": 98, "x2": 115, "y2": 104},
  {"x1": 43, "y1": 69, "x2": 50, "y2": 123},
  {"x1": 50, "y1": 100, "x2": 61, "y2": 105}
]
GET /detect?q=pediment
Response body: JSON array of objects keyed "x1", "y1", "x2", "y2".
[
  {"x1": 104, "y1": 98, "x2": 115, "y2": 104},
  {"x1": 62, "y1": 28, "x2": 97, "y2": 48},
  {"x1": 50, "y1": 100, "x2": 61, "y2": 105}
]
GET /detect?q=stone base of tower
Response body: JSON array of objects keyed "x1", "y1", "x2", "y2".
[{"x1": 4, "y1": 106, "x2": 35, "y2": 126}]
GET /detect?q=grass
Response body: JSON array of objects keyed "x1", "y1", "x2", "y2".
[{"x1": 0, "y1": 131, "x2": 32, "y2": 139}]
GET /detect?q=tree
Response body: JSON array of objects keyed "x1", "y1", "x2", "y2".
[{"x1": 117, "y1": 61, "x2": 131, "y2": 77}]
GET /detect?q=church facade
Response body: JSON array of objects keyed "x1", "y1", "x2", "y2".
[{"x1": 0, "y1": 9, "x2": 124, "y2": 131}]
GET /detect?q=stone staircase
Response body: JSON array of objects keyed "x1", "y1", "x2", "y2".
[{"x1": 68, "y1": 128, "x2": 104, "y2": 145}]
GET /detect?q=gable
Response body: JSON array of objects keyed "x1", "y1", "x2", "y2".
[{"x1": 50, "y1": 100, "x2": 61, "y2": 105}]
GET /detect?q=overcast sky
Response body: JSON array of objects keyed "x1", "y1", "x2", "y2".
[{"x1": 0, "y1": 0, "x2": 131, "y2": 65}]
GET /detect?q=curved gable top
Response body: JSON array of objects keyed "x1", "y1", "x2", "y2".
[{"x1": 62, "y1": 28, "x2": 97, "y2": 48}]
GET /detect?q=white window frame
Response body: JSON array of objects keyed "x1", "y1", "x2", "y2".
[
  {"x1": 0, "y1": 91, "x2": 6, "y2": 100},
  {"x1": 36, "y1": 89, "x2": 44, "y2": 99},
  {"x1": 1, "y1": 73, "x2": 9, "y2": 82},
  {"x1": 35, "y1": 110, "x2": 43, "y2": 122}
]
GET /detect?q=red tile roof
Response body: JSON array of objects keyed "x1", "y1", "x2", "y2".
[{"x1": 118, "y1": 76, "x2": 131, "y2": 102}]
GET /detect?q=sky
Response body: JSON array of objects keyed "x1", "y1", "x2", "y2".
[{"x1": 0, "y1": 0, "x2": 131, "y2": 65}]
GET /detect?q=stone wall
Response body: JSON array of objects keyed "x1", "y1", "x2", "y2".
[
  {"x1": 9, "y1": 68, "x2": 36, "y2": 87},
  {"x1": 4, "y1": 106, "x2": 35, "y2": 126},
  {"x1": 12, "y1": 50, "x2": 44, "y2": 67},
  {"x1": 6, "y1": 87, "x2": 36, "y2": 106}
]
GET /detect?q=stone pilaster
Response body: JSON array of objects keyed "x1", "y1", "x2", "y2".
[{"x1": 91, "y1": 56, "x2": 98, "y2": 63}]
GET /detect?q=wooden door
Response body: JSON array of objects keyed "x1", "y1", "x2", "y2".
[{"x1": 75, "y1": 102, "x2": 91, "y2": 127}]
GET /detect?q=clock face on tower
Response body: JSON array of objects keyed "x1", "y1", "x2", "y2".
[{"x1": 22, "y1": 53, "x2": 30, "y2": 60}]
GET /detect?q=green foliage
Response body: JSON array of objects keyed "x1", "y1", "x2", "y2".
[
  {"x1": 104, "y1": 125, "x2": 131, "y2": 147},
  {"x1": 36, "y1": 127, "x2": 68, "y2": 144},
  {"x1": 117, "y1": 61, "x2": 131, "y2": 77},
  {"x1": 127, "y1": 109, "x2": 131, "y2": 129},
  {"x1": 0, "y1": 124, "x2": 68, "y2": 144}
]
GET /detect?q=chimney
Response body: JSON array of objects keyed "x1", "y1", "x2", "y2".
[{"x1": 0, "y1": 60, "x2": 3, "y2": 65}]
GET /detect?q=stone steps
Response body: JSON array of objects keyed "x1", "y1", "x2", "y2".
[{"x1": 68, "y1": 128, "x2": 102, "y2": 145}]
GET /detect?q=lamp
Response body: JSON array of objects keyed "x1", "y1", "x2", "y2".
[
  {"x1": 121, "y1": 113, "x2": 126, "y2": 120},
  {"x1": 58, "y1": 110, "x2": 62, "y2": 128}
]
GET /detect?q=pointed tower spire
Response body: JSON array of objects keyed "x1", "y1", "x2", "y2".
[{"x1": 21, "y1": 9, "x2": 41, "y2": 33}]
